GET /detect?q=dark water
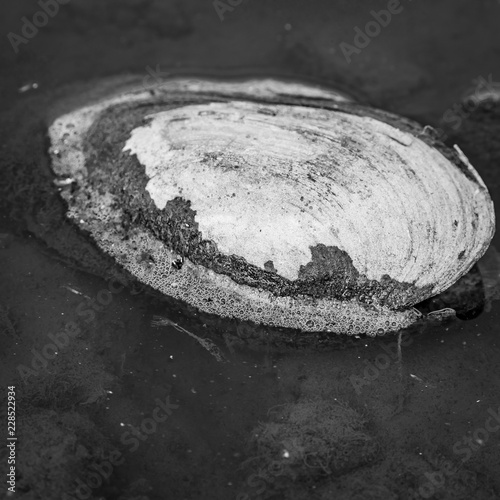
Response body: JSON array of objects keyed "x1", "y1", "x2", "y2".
[{"x1": 0, "y1": 1, "x2": 500, "y2": 499}]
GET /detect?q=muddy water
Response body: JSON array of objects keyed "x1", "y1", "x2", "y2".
[{"x1": 0, "y1": 1, "x2": 500, "y2": 499}]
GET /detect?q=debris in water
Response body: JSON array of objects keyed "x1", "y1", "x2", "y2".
[
  {"x1": 397, "y1": 331, "x2": 403, "y2": 382},
  {"x1": 18, "y1": 82, "x2": 39, "y2": 93},
  {"x1": 477, "y1": 244, "x2": 500, "y2": 311},
  {"x1": 152, "y1": 315, "x2": 228, "y2": 363},
  {"x1": 80, "y1": 386, "x2": 107, "y2": 405},
  {"x1": 409, "y1": 373, "x2": 436, "y2": 389},
  {"x1": 53, "y1": 177, "x2": 75, "y2": 188},
  {"x1": 60, "y1": 285, "x2": 91, "y2": 300}
]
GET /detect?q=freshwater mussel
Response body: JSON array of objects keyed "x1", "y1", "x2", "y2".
[{"x1": 47, "y1": 77, "x2": 496, "y2": 336}]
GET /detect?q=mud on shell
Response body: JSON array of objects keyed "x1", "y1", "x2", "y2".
[{"x1": 47, "y1": 77, "x2": 495, "y2": 336}]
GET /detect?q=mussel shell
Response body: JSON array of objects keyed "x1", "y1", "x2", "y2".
[{"x1": 48, "y1": 78, "x2": 495, "y2": 336}]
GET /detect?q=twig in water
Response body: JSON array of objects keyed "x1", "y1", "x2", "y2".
[
  {"x1": 397, "y1": 331, "x2": 403, "y2": 382},
  {"x1": 152, "y1": 315, "x2": 228, "y2": 363}
]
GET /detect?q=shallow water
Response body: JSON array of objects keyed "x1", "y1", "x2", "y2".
[{"x1": 1, "y1": 1, "x2": 500, "y2": 499}]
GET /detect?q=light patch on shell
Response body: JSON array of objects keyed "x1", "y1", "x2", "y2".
[
  {"x1": 168, "y1": 77, "x2": 353, "y2": 102},
  {"x1": 123, "y1": 100, "x2": 494, "y2": 296}
]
